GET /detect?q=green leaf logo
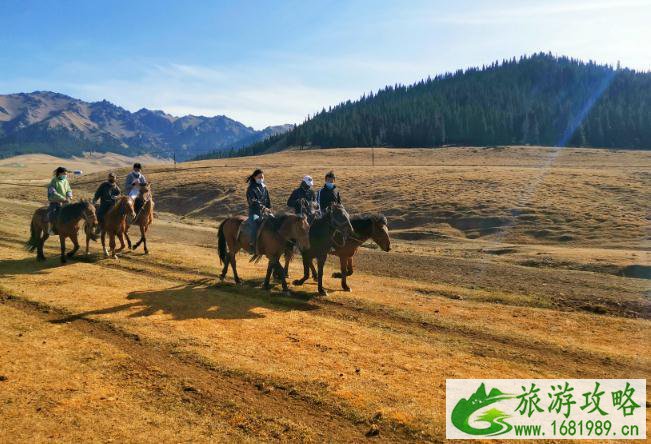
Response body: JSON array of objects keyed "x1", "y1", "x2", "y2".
[{"x1": 451, "y1": 383, "x2": 516, "y2": 436}]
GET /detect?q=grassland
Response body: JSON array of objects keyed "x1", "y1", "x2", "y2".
[{"x1": 0, "y1": 146, "x2": 649, "y2": 442}]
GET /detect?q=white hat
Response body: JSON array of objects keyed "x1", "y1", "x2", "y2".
[{"x1": 302, "y1": 175, "x2": 313, "y2": 187}]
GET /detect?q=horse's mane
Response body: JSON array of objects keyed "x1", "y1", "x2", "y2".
[
  {"x1": 59, "y1": 201, "x2": 90, "y2": 224},
  {"x1": 351, "y1": 213, "x2": 387, "y2": 231},
  {"x1": 266, "y1": 213, "x2": 295, "y2": 232}
]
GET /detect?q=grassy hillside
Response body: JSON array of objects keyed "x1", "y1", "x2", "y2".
[{"x1": 0, "y1": 146, "x2": 649, "y2": 440}]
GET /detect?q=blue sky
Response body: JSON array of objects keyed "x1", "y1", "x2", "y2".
[{"x1": 2, "y1": 0, "x2": 650, "y2": 128}]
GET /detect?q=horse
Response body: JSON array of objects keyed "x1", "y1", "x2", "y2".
[
  {"x1": 125, "y1": 182, "x2": 154, "y2": 254},
  {"x1": 217, "y1": 213, "x2": 310, "y2": 293},
  {"x1": 26, "y1": 200, "x2": 98, "y2": 263},
  {"x1": 330, "y1": 214, "x2": 391, "y2": 291},
  {"x1": 288, "y1": 214, "x2": 391, "y2": 292},
  {"x1": 289, "y1": 203, "x2": 354, "y2": 296},
  {"x1": 100, "y1": 195, "x2": 136, "y2": 258},
  {"x1": 281, "y1": 198, "x2": 320, "y2": 279}
]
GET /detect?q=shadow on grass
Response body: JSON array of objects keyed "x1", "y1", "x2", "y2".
[
  {"x1": 0, "y1": 255, "x2": 71, "y2": 277},
  {"x1": 51, "y1": 278, "x2": 320, "y2": 323}
]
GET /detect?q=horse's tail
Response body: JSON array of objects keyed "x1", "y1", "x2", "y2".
[
  {"x1": 25, "y1": 219, "x2": 39, "y2": 252},
  {"x1": 217, "y1": 219, "x2": 227, "y2": 264}
]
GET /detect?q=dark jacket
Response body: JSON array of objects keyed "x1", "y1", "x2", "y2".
[
  {"x1": 287, "y1": 184, "x2": 316, "y2": 214},
  {"x1": 246, "y1": 182, "x2": 271, "y2": 217},
  {"x1": 93, "y1": 181, "x2": 120, "y2": 207},
  {"x1": 317, "y1": 184, "x2": 341, "y2": 212}
]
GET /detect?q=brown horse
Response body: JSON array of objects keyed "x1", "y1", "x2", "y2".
[
  {"x1": 217, "y1": 214, "x2": 310, "y2": 293},
  {"x1": 287, "y1": 214, "x2": 390, "y2": 291},
  {"x1": 100, "y1": 196, "x2": 136, "y2": 258},
  {"x1": 330, "y1": 214, "x2": 390, "y2": 291},
  {"x1": 125, "y1": 182, "x2": 154, "y2": 254},
  {"x1": 26, "y1": 200, "x2": 98, "y2": 263}
]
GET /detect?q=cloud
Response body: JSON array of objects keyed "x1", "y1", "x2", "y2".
[{"x1": 412, "y1": 0, "x2": 651, "y2": 25}]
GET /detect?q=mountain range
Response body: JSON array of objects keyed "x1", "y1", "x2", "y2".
[{"x1": 0, "y1": 91, "x2": 292, "y2": 160}]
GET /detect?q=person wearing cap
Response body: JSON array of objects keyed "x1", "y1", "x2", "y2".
[
  {"x1": 47, "y1": 166, "x2": 73, "y2": 232},
  {"x1": 317, "y1": 170, "x2": 341, "y2": 213},
  {"x1": 287, "y1": 175, "x2": 316, "y2": 216},
  {"x1": 93, "y1": 172, "x2": 121, "y2": 231},
  {"x1": 124, "y1": 163, "x2": 147, "y2": 200}
]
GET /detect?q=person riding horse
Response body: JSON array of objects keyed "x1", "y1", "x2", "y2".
[
  {"x1": 93, "y1": 172, "x2": 120, "y2": 233},
  {"x1": 124, "y1": 162, "x2": 147, "y2": 213},
  {"x1": 245, "y1": 168, "x2": 272, "y2": 254},
  {"x1": 317, "y1": 170, "x2": 341, "y2": 215},
  {"x1": 47, "y1": 166, "x2": 73, "y2": 234},
  {"x1": 287, "y1": 175, "x2": 316, "y2": 217}
]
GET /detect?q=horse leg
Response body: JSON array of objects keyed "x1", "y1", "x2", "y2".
[
  {"x1": 283, "y1": 247, "x2": 293, "y2": 278},
  {"x1": 109, "y1": 233, "x2": 117, "y2": 258},
  {"x1": 59, "y1": 235, "x2": 67, "y2": 263},
  {"x1": 263, "y1": 260, "x2": 273, "y2": 290},
  {"x1": 125, "y1": 226, "x2": 132, "y2": 250},
  {"x1": 115, "y1": 232, "x2": 126, "y2": 253},
  {"x1": 85, "y1": 231, "x2": 90, "y2": 256},
  {"x1": 67, "y1": 232, "x2": 79, "y2": 258},
  {"x1": 101, "y1": 231, "x2": 109, "y2": 257},
  {"x1": 292, "y1": 254, "x2": 310, "y2": 286},
  {"x1": 219, "y1": 253, "x2": 230, "y2": 281},
  {"x1": 347, "y1": 257, "x2": 354, "y2": 276},
  {"x1": 38, "y1": 229, "x2": 48, "y2": 261},
  {"x1": 339, "y1": 256, "x2": 351, "y2": 292},
  {"x1": 317, "y1": 254, "x2": 327, "y2": 296},
  {"x1": 310, "y1": 259, "x2": 318, "y2": 281},
  {"x1": 273, "y1": 259, "x2": 290, "y2": 293},
  {"x1": 230, "y1": 253, "x2": 242, "y2": 284},
  {"x1": 140, "y1": 224, "x2": 148, "y2": 255}
]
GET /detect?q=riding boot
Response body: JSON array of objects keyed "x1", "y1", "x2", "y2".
[
  {"x1": 247, "y1": 219, "x2": 258, "y2": 254},
  {"x1": 47, "y1": 203, "x2": 60, "y2": 235}
]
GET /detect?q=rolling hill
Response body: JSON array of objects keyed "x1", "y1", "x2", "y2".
[
  {"x1": 0, "y1": 91, "x2": 292, "y2": 160},
  {"x1": 229, "y1": 53, "x2": 651, "y2": 157}
]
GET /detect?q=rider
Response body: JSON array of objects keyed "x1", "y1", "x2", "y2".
[
  {"x1": 317, "y1": 170, "x2": 341, "y2": 214},
  {"x1": 287, "y1": 175, "x2": 316, "y2": 216},
  {"x1": 246, "y1": 168, "x2": 271, "y2": 254},
  {"x1": 93, "y1": 172, "x2": 120, "y2": 232},
  {"x1": 124, "y1": 162, "x2": 147, "y2": 214},
  {"x1": 47, "y1": 166, "x2": 73, "y2": 233}
]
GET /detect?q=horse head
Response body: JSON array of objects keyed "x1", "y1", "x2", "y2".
[
  {"x1": 122, "y1": 196, "x2": 136, "y2": 219},
  {"x1": 80, "y1": 199, "x2": 98, "y2": 227},
  {"x1": 370, "y1": 214, "x2": 391, "y2": 252},
  {"x1": 280, "y1": 214, "x2": 311, "y2": 252}
]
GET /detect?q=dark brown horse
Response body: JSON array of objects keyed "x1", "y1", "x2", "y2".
[
  {"x1": 217, "y1": 213, "x2": 310, "y2": 293},
  {"x1": 100, "y1": 196, "x2": 136, "y2": 258},
  {"x1": 331, "y1": 214, "x2": 390, "y2": 291},
  {"x1": 125, "y1": 182, "x2": 155, "y2": 254},
  {"x1": 289, "y1": 214, "x2": 391, "y2": 292},
  {"x1": 26, "y1": 200, "x2": 98, "y2": 263},
  {"x1": 288, "y1": 203, "x2": 354, "y2": 296}
]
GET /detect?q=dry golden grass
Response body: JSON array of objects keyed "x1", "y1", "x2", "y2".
[{"x1": 0, "y1": 147, "x2": 649, "y2": 442}]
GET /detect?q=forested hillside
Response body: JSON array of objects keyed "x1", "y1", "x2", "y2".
[{"x1": 228, "y1": 53, "x2": 651, "y2": 157}]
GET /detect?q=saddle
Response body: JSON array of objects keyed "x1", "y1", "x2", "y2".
[{"x1": 239, "y1": 212, "x2": 274, "y2": 256}]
